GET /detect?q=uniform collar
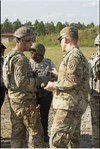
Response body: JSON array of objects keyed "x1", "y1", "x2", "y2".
[{"x1": 63, "y1": 46, "x2": 79, "y2": 58}]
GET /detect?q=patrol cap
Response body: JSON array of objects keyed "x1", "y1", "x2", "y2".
[
  {"x1": 0, "y1": 42, "x2": 7, "y2": 50},
  {"x1": 94, "y1": 34, "x2": 100, "y2": 45},
  {"x1": 14, "y1": 26, "x2": 35, "y2": 42},
  {"x1": 57, "y1": 26, "x2": 78, "y2": 40},
  {"x1": 30, "y1": 43, "x2": 45, "y2": 56}
]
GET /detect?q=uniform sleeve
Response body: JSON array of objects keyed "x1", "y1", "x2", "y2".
[
  {"x1": 50, "y1": 61, "x2": 56, "y2": 68},
  {"x1": 45, "y1": 58, "x2": 56, "y2": 69},
  {"x1": 53, "y1": 53, "x2": 83, "y2": 90},
  {"x1": 14, "y1": 57, "x2": 36, "y2": 91}
]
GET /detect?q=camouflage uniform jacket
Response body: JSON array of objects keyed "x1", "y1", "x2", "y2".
[
  {"x1": 30, "y1": 58, "x2": 56, "y2": 97},
  {"x1": 5, "y1": 48, "x2": 40, "y2": 102},
  {"x1": 53, "y1": 47, "x2": 89, "y2": 113},
  {"x1": 30, "y1": 58, "x2": 56, "y2": 76}
]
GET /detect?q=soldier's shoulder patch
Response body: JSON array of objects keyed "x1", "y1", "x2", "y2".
[{"x1": 67, "y1": 54, "x2": 79, "y2": 72}]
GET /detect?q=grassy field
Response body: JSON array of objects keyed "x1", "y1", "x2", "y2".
[{"x1": 4, "y1": 42, "x2": 95, "y2": 69}]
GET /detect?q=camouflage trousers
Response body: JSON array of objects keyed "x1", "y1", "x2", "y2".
[
  {"x1": 10, "y1": 98, "x2": 44, "y2": 148},
  {"x1": 89, "y1": 96, "x2": 100, "y2": 148},
  {"x1": 49, "y1": 109, "x2": 81, "y2": 148}
]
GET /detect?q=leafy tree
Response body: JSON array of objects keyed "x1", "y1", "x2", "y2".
[
  {"x1": 77, "y1": 22, "x2": 83, "y2": 29},
  {"x1": 55, "y1": 21, "x2": 63, "y2": 33},
  {"x1": 12, "y1": 19, "x2": 22, "y2": 32},
  {"x1": 24, "y1": 21, "x2": 32, "y2": 27},
  {"x1": 38, "y1": 21, "x2": 46, "y2": 35},
  {"x1": 34, "y1": 20, "x2": 45, "y2": 36},
  {"x1": 1, "y1": 19, "x2": 13, "y2": 33},
  {"x1": 86, "y1": 22, "x2": 95, "y2": 28},
  {"x1": 45, "y1": 22, "x2": 55, "y2": 34},
  {"x1": 70, "y1": 23, "x2": 78, "y2": 28},
  {"x1": 34, "y1": 19, "x2": 40, "y2": 36},
  {"x1": 64, "y1": 22, "x2": 69, "y2": 27}
]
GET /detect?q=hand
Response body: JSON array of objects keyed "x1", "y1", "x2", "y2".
[
  {"x1": 50, "y1": 68, "x2": 58, "y2": 78},
  {"x1": 44, "y1": 81, "x2": 54, "y2": 91}
]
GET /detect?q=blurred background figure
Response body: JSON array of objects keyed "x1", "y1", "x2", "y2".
[
  {"x1": 0, "y1": 42, "x2": 7, "y2": 109},
  {"x1": 29, "y1": 43, "x2": 57, "y2": 142},
  {"x1": 88, "y1": 34, "x2": 100, "y2": 148}
]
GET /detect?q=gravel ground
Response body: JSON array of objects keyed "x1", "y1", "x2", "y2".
[{"x1": 1, "y1": 94, "x2": 92, "y2": 148}]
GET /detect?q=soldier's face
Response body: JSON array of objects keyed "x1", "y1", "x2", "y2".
[
  {"x1": 32, "y1": 53, "x2": 43, "y2": 63},
  {"x1": 60, "y1": 37, "x2": 66, "y2": 52},
  {"x1": 30, "y1": 51, "x2": 36, "y2": 58},
  {"x1": 22, "y1": 40, "x2": 33, "y2": 51}
]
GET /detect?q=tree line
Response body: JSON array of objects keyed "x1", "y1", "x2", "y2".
[
  {"x1": 1, "y1": 18, "x2": 98, "y2": 36},
  {"x1": 1, "y1": 18, "x2": 99, "y2": 47}
]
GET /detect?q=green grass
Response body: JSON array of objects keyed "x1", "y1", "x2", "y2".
[
  {"x1": 43, "y1": 46, "x2": 95, "y2": 69},
  {"x1": 4, "y1": 43, "x2": 95, "y2": 69},
  {"x1": 81, "y1": 47, "x2": 95, "y2": 60}
]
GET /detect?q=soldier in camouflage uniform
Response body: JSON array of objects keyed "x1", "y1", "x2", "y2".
[
  {"x1": 2, "y1": 26, "x2": 49, "y2": 148},
  {"x1": 29, "y1": 43, "x2": 57, "y2": 142},
  {"x1": 88, "y1": 34, "x2": 100, "y2": 148},
  {"x1": 44, "y1": 26, "x2": 89, "y2": 148}
]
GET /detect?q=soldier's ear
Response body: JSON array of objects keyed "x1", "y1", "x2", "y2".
[
  {"x1": 21, "y1": 39, "x2": 23, "y2": 42},
  {"x1": 65, "y1": 37, "x2": 70, "y2": 44},
  {"x1": 65, "y1": 37, "x2": 68, "y2": 43}
]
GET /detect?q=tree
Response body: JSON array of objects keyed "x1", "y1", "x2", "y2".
[
  {"x1": 55, "y1": 21, "x2": 63, "y2": 33},
  {"x1": 86, "y1": 22, "x2": 95, "y2": 28},
  {"x1": 70, "y1": 23, "x2": 78, "y2": 28},
  {"x1": 1, "y1": 19, "x2": 13, "y2": 33},
  {"x1": 64, "y1": 22, "x2": 69, "y2": 27},
  {"x1": 45, "y1": 22, "x2": 55, "y2": 34},
  {"x1": 12, "y1": 19, "x2": 22, "y2": 32},
  {"x1": 34, "y1": 20, "x2": 46, "y2": 36},
  {"x1": 34, "y1": 20, "x2": 40, "y2": 36},
  {"x1": 24, "y1": 21, "x2": 32, "y2": 27}
]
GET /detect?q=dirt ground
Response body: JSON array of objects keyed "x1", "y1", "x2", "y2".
[{"x1": 0, "y1": 94, "x2": 92, "y2": 148}]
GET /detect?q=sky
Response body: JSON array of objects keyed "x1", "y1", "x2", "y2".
[{"x1": 1, "y1": 0, "x2": 99, "y2": 26}]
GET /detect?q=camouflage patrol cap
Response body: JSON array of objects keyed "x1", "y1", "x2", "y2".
[
  {"x1": 14, "y1": 26, "x2": 35, "y2": 42},
  {"x1": 94, "y1": 34, "x2": 100, "y2": 45},
  {"x1": 30, "y1": 43, "x2": 45, "y2": 56},
  {"x1": 0, "y1": 42, "x2": 7, "y2": 50},
  {"x1": 57, "y1": 26, "x2": 78, "y2": 40}
]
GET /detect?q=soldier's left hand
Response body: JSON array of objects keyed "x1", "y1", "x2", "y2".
[{"x1": 44, "y1": 81, "x2": 54, "y2": 91}]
